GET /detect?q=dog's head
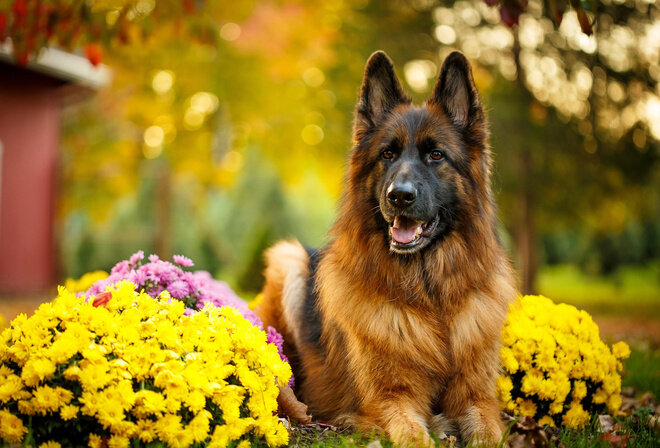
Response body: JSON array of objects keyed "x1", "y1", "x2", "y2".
[{"x1": 350, "y1": 51, "x2": 490, "y2": 255}]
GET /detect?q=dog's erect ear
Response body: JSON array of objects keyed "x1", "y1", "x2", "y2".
[
  {"x1": 354, "y1": 51, "x2": 410, "y2": 142},
  {"x1": 429, "y1": 51, "x2": 483, "y2": 129}
]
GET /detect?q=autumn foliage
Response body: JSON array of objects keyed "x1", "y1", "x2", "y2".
[{"x1": 0, "y1": 0, "x2": 202, "y2": 66}]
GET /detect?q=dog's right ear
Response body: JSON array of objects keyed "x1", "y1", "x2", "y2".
[{"x1": 353, "y1": 51, "x2": 410, "y2": 142}]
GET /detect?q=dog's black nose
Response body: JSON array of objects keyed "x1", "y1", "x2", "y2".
[{"x1": 387, "y1": 182, "x2": 417, "y2": 208}]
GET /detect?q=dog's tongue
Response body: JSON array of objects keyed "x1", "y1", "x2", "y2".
[{"x1": 391, "y1": 216, "x2": 422, "y2": 244}]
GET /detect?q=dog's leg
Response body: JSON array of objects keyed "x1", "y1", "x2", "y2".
[
  {"x1": 429, "y1": 413, "x2": 459, "y2": 440},
  {"x1": 356, "y1": 397, "x2": 433, "y2": 447},
  {"x1": 443, "y1": 293, "x2": 509, "y2": 446},
  {"x1": 440, "y1": 364, "x2": 505, "y2": 446}
]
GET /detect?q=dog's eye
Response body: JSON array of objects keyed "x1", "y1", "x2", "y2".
[
  {"x1": 382, "y1": 149, "x2": 394, "y2": 160},
  {"x1": 430, "y1": 150, "x2": 444, "y2": 161}
]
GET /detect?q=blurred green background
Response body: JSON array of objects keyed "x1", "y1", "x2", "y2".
[{"x1": 6, "y1": 0, "x2": 658, "y2": 323}]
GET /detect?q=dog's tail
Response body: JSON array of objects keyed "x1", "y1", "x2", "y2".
[{"x1": 255, "y1": 239, "x2": 310, "y2": 349}]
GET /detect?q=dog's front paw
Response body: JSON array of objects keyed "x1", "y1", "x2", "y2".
[{"x1": 388, "y1": 421, "x2": 434, "y2": 448}]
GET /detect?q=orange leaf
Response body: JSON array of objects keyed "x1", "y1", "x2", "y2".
[
  {"x1": 85, "y1": 43, "x2": 103, "y2": 66},
  {"x1": 92, "y1": 292, "x2": 111, "y2": 307}
]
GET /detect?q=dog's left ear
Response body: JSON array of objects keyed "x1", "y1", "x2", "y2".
[
  {"x1": 428, "y1": 51, "x2": 483, "y2": 129},
  {"x1": 354, "y1": 51, "x2": 410, "y2": 142}
]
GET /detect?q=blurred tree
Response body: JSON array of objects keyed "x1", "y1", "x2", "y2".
[
  {"x1": 3, "y1": 0, "x2": 658, "y2": 293},
  {"x1": 432, "y1": 0, "x2": 659, "y2": 292}
]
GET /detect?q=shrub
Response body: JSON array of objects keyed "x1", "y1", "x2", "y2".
[
  {"x1": 0, "y1": 281, "x2": 291, "y2": 447},
  {"x1": 81, "y1": 251, "x2": 293, "y2": 387},
  {"x1": 497, "y1": 295, "x2": 631, "y2": 428}
]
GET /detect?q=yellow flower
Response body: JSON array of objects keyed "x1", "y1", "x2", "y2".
[
  {"x1": 0, "y1": 409, "x2": 27, "y2": 442},
  {"x1": 107, "y1": 434, "x2": 130, "y2": 448},
  {"x1": 562, "y1": 402, "x2": 590, "y2": 428},
  {"x1": 134, "y1": 390, "x2": 167, "y2": 417},
  {"x1": 0, "y1": 374, "x2": 23, "y2": 403},
  {"x1": 189, "y1": 411, "x2": 212, "y2": 443},
  {"x1": 612, "y1": 341, "x2": 631, "y2": 360},
  {"x1": 136, "y1": 419, "x2": 156, "y2": 442},
  {"x1": 538, "y1": 415, "x2": 556, "y2": 427},
  {"x1": 500, "y1": 347, "x2": 519, "y2": 373},
  {"x1": 60, "y1": 404, "x2": 79, "y2": 420},
  {"x1": 96, "y1": 400, "x2": 125, "y2": 429},
  {"x1": 38, "y1": 442, "x2": 61, "y2": 448},
  {"x1": 573, "y1": 381, "x2": 587, "y2": 401},
  {"x1": 21, "y1": 357, "x2": 56, "y2": 386},
  {"x1": 88, "y1": 434, "x2": 103, "y2": 448},
  {"x1": 32, "y1": 385, "x2": 72, "y2": 414},
  {"x1": 65, "y1": 270, "x2": 109, "y2": 293},
  {"x1": 517, "y1": 398, "x2": 537, "y2": 417}
]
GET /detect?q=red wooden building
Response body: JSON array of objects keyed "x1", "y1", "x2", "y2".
[{"x1": 0, "y1": 45, "x2": 110, "y2": 293}]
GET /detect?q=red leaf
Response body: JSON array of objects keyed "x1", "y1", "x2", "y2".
[
  {"x1": 547, "y1": 0, "x2": 567, "y2": 25},
  {"x1": 0, "y1": 13, "x2": 7, "y2": 38},
  {"x1": 576, "y1": 6, "x2": 593, "y2": 35},
  {"x1": 600, "y1": 433, "x2": 631, "y2": 447},
  {"x1": 92, "y1": 292, "x2": 112, "y2": 307},
  {"x1": 15, "y1": 51, "x2": 29, "y2": 66},
  {"x1": 85, "y1": 43, "x2": 103, "y2": 66},
  {"x1": 500, "y1": 5, "x2": 522, "y2": 27},
  {"x1": 12, "y1": 0, "x2": 27, "y2": 17}
]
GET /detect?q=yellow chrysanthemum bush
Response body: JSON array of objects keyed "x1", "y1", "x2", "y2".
[
  {"x1": 0, "y1": 280, "x2": 291, "y2": 448},
  {"x1": 64, "y1": 270, "x2": 108, "y2": 294},
  {"x1": 497, "y1": 295, "x2": 631, "y2": 429}
]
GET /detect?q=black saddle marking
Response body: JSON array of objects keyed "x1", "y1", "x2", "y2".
[{"x1": 300, "y1": 246, "x2": 324, "y2": 348}]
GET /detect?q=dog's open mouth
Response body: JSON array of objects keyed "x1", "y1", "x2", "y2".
[{"x1": 389, "y1": 215, "x2": 438, "y2": 252}]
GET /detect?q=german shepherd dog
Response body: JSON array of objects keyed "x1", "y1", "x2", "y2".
[{"x1": 256, "y1": 51, "x2": 517, "y2": 446}]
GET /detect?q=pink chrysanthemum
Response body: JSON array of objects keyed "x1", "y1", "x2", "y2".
[{"x1": 172, "y1": 254, "x2": 194, "y2": 267}]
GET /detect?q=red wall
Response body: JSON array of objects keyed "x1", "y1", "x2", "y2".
[{"x1": 0, "y1": 64, "x2": 65, "y2": 292}]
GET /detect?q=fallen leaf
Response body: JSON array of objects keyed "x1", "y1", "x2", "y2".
[
  {"x1": 649, "y1": 415, "x2": 659, "y2": 435},
  {"x1": 599, "y1": 414, "x2": 616, "y2": 433},
  {"x1": 621, "y1": 387, "x2": 636, "y2": 398},
  {"x1": 508, "y1": 416, "x2": 551, "y2": 448},
  {"x1": 278, "y1": 384, "x2": 312, "y2": 424},
  {"x1": 600, "y1": 433, "x2": 632, "y2": 447}
]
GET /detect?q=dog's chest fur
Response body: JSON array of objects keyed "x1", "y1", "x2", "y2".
[{"x1": 313, "y1": 253, "x2": 457, "y2": 387}]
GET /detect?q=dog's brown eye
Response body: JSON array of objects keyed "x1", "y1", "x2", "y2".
[
  {"x1": 430, "y1": 150, "x2": 444, "y2": 161},
  {"x1": 382, "y1": 149, "x2": 394, "y2": 160}
]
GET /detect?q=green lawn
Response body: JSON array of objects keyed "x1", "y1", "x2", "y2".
[
  {"x1": 286, "y1": 347, "x2": 659, "y2": 447},
  {"x1": 537, "y1": 263, "x2": 660, "y2": 314}
]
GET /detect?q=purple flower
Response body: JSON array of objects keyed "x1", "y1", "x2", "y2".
[
  {"x1": 110, "y1": 260, "x2": 130, "y2": 276},
  {"x1": 129, "y1": 250, "x2": 145, "y2": 268},
  {"x1": 148, "y1": 254, "x2": 160, "y2": 263},
  {"x1": 167, "y1": 280, "x2": 190, "y2": 299},
  {"x1": 173, "y1": 255, "x2": 194, "y2": 267}
]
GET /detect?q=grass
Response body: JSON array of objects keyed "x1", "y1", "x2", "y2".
[
  {"x1": 285, "y1": 347, "x2": 659, "y2": 447},
  {"x1": 552, "y1": 409, "x2": 658, "y2": 448},
  {"x1": 288, "y1": 411, "x2": 659, "y2": 447},
  {"x1": 623, "y1": 348, "x2": 660, "y2": 399},
  {"x1": 537, "y1": 263, "x2": 660, "y2": 317}
]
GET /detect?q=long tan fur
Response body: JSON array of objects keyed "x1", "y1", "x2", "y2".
[{"x1": 256, "y1": 51, "x2": 517, "y2": 447}]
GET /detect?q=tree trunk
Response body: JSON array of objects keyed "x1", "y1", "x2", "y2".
[
  {"x1": 513, "y1": 30, "x2": 538, "y2": 294},
  {"x1": 515, "y1": 148, "x2": 537, "y2": 294}
]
